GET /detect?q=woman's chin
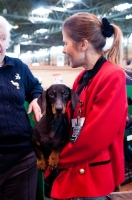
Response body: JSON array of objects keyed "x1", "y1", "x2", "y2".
[
  {"x1": 69, "y1": 61, "x2": 75, "y2": 68},
  {"x1": 70, "y1": 63, "x2": 78, "y2": 68}
]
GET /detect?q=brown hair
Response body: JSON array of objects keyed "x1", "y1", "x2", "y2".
[{"x1": 62, "y1": 12, "x2": 123, "y2": 66}]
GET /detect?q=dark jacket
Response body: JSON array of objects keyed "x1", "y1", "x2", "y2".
[{"x1": 0, "y1": 56, "x2": 43, "y2": 154}]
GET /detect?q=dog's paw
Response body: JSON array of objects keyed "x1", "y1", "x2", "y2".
[
  {"x1": 48, "y1": 151, "x2": 59, "y2": 169},
  {"x1": 37, "y1": 159, "x2": 47, "y2": 171},
  {"x1": 48, "y1": 157, "x2": 58, "y2": 170}
]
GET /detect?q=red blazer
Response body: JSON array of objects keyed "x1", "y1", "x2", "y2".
[{"x1": 51, "y1": 61, "x2": 128, "y2": 199}]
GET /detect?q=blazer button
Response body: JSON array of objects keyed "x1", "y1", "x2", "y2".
[{"x1": 79, "y1": 168, "x2": 85, "y2": 174}]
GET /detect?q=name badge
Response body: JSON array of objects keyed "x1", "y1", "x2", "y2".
[{"x1": 70, "y1": 117, "x2": 85, "y2": 142}]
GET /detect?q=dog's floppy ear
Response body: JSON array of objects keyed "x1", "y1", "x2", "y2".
[
  {"x1": 71, "y1": 90, "x2": 79, "y2": 111},
  {"x1": 37, "y1": 91, "x2": 47, "y2": 115}
]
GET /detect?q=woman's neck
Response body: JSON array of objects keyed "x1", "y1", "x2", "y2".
[{"x1": 85, "y1": 53, "x2": 103, "y2": 70}]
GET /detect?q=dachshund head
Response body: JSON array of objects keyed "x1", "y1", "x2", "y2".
[{"x1": 38, "y1": 84, "x2": 71, "y2": 116}]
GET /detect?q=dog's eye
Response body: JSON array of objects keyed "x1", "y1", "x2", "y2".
[
  {"x1": 48, "y1": 90, "x2": 57, "y2": 99},
  {"x1": 63, "y1": 92, "x2": 68, "y2": 97},
  {"x1": 48, "y1": 92, "x2": 55, "y2": 98}
]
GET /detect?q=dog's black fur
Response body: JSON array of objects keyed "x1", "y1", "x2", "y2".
[{"x1": 32, "y1": 84, "x2": 72, "y2": 171}]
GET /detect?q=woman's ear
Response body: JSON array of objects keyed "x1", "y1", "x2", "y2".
[{"x1": 81, "y1": 39, "x2": 88, "y2": 51}]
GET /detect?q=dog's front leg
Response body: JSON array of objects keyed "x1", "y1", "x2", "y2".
[
  {"x1": 34, "y1": 144, "x2": 47, "y2": 171},
  {"x1": 37, "y1": 151, "x2": 47, "y2": 171},
  {"x1": 48, "y1": 150, "x2": 60, "y2": 169}
]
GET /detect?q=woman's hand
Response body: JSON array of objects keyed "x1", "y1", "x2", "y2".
[{"x1": 27, "y1": 98, "x2": 42, "y2": 122}]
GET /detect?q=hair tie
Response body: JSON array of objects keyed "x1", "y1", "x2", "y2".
[{"x1": 102, "y1": 18, "x2": 114, "y2": 38}]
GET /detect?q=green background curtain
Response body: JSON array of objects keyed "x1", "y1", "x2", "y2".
[{"x1": 24, "y1": 101, "x2": 45, "y2": 200}]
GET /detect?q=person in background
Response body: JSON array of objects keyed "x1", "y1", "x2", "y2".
[
  {"x1": 122, "y1": 59, "x2": 132, "y2": 185},
  {"x1": 0, "y1": 16, "x2": 43, "y2": 200},
  {"x1": 125, "y1": 59, "x2": 132, "y2": 71},
  {"x1": 50, "y1": 12, "x2": 128, "y2": 200}
]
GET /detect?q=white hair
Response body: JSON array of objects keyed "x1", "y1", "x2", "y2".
[{"x1": 0, "y1": 16, "x2": 11, "y2": 47}]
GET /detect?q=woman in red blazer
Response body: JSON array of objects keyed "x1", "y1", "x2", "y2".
[{"x1": 50, "y1": 12, "x2": 128, "y2": 200}]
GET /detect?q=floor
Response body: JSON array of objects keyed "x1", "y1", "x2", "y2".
[
  {"x1": 120, "y1": 181, "x2": 132, "y2": 192},
  {"x1": 107, "y1": 182, "x2": 132, "y2": 200}
]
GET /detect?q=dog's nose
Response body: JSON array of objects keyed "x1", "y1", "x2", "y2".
[
  {"x1": 56, "y1": 106, "x2": 63, "y2": 114},
  {"x1": 55, "y1": 100, "x2": 63, "y2": 114}
]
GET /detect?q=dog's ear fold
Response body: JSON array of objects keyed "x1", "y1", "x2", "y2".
[
  {"x1": 37, "y1": 91, "x2": 47, "y2": 115},
  {"x1": 71, "y1": 90, "x2": 79, "y2": 111}
]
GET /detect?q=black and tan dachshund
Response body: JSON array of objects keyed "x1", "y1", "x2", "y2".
[{"x1": 32, "y1": 84, "x2": 78, "y2": 171}]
